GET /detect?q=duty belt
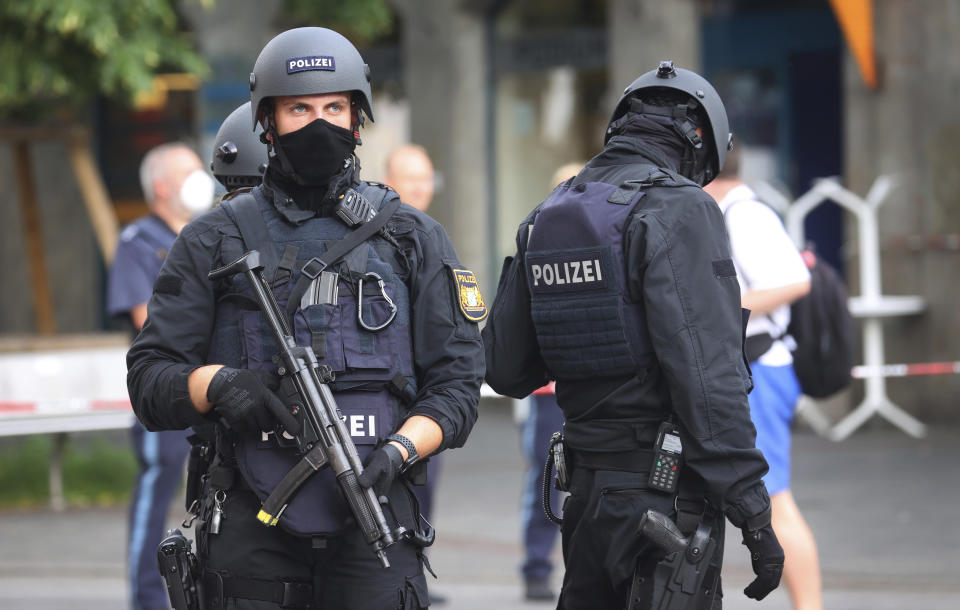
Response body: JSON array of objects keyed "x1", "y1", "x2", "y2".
[
  {"x1": 569, "y1": 447, "x2": 654, "y2": 473},
  {"x1": 204, "y1": 572, "x2": 312, "y2": 609}
]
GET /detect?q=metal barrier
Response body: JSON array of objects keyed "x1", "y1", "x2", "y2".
[
  {"x1": 783, "y1": 176, "x2": 929, "y2": 441},
  {"x1": 0, "y1": 338, "x2": 522, "y2": 511},
  {"x1": 0, "y1": 337, "x2": 134, "y2": 510}
]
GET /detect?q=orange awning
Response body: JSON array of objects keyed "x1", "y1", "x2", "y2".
[{"x1": 828, "y1": 0, "x2": 877, "y2": 89}]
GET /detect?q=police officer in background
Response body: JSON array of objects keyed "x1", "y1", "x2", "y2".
[
  {"x1": 106, "y1": 142, "x2": 214, "y2": 610},
  {"x1": 210, "y1": 101, "x2": 268, "y2": 193},
  {"x1": 127, "y1": 27, "x2": 484, "y2": 610},
  {"x1": 483, "y1": 62, "x2": 784, "y2": 609}
]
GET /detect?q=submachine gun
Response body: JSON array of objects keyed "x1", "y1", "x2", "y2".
[
  {"x1": 208, "y1": 250, "x2": 403, "y2": 568},
  {"x1": 628, "y1": 509, "x2": 720, "y2": 610}
]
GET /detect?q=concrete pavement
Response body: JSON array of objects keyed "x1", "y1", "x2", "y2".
[{"x1": 1, "y1": 398, "x2": 958, "y2": 609}]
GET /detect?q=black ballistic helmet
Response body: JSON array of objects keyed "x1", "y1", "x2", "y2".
[
  {"x1": 607, "y1": 61, "x2": 732, "y2": 178},
  {"x1": 211, "y1": 102, "x2": 267, "y2": 189},
  {"x1": 249, "y1": 27, "x2": 374, "y2": 129}
]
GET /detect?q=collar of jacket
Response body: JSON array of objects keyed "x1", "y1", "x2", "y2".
[
  {"x1": 601, "y1": 134, "x2": 685, "y2": 176},
  {"x1": 259, "y1": 170, "x2": 316, "y2": 225}
]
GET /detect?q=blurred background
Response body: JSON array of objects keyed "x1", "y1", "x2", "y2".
[
  {"x1": 2, "y1": 0, "x2": 959, "y2": 416},
  {"x1": 0, "y1": 0, "x2": 958, "y2": 608}
]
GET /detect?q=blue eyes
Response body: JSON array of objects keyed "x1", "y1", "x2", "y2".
[{"x1": 288, "y1": 102, "x2": 344, "y2": 115}]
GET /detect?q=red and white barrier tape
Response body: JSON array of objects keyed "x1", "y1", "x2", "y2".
[
  {"x1": 0, "y1": 399, "x2": 131, "y2": 416},
  {"x1": 851, "y1": 361, "x2": 960, "y2": 379}
]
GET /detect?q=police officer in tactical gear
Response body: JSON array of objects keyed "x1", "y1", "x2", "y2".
[
  {"x1": 211, "y1": 101, "x2": 267, "y2": 192},
  {"x1": 483, "y1": 61, "x2": 784, "y2": 609},
  {"x1": 128, "y1": 27, "x2": 484, "y2": 610}
]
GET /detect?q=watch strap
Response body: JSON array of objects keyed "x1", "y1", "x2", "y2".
[{"x1": 386, "y1": 433, "x2": 419, "y2": 472}]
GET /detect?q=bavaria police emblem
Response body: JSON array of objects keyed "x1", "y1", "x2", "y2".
[{"x1": 452, "y1": 269, "x2": 487, "y2": 322}]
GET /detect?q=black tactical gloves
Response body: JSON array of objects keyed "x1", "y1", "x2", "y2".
[
  {"x1": 741, "y1": 523, "x2": 785, "y2": 600},
  {"x1": 357, "y1": 443, "x2": 404, "y2": 497},
  {"x1": 207, "y1": 367, "x2": 300, "y2": 435}
]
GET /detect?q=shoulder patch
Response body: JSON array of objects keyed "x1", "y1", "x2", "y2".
[{"x1": 451, "y1": 268, "x2": 487, "y2": 322}]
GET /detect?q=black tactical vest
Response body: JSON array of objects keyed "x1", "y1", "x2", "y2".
[
  {"x1": 207, "y1": 183, "x2": 413, "y2": 535},
  {"x1": 524, "y1": 168, "x2": 695, "y2": 380}
]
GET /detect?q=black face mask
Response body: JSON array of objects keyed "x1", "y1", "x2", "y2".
[{"x1": 275, "y1": 118, "x2": 356, "y2": 185}]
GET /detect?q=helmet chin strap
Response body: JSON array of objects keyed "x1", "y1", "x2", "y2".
[
  {"x1": 353, "y1": 104, "x2": 365, "y2": 146},
  {"x1": 260, "y1": 111, "x2": 311, "y2": 185}
]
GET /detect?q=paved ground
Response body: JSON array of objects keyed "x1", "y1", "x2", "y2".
[{"x1": 1, "y1": 398, "x2": 958, "y2": 609}]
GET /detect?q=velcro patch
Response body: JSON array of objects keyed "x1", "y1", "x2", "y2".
[
  {"x1": 526, "y1": 249, "x2": 608, "y2": 294},
  {"x1": 154, "y1": 273, "x2": 183, "y2": 296},
  {"x1": 712, "y1": 258, "x2": 737, "y2": 278},
  {"x1": 286, "y1": 55, "x2": 336, "y2": 74},
  {"x1": 451, "y1": 268, "x2": 487, "y2": 322}
]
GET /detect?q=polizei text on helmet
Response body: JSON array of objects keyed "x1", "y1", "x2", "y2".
[{"x1": 286, "y1": 55, "x2": 337, "y2": 74}]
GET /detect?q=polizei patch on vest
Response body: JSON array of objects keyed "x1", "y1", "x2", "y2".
[
  {"x1": 452, "y1": 268, "x2": 487, "y2": 322},
  {"x1": 286, "y1": 55, "x2": 337, "y2": 74},
  {"x1": 259, "y1": 407, "x2": 380, "y2": 445},
  {"x1": 526, "y1": 249, "x2": 609, "y2": 294}
]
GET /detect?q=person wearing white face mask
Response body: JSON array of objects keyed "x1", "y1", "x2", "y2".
[{"x1": 106, "y1": 142, "x2": 213, "y2": 610}]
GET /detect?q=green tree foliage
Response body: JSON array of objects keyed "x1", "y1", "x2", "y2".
[
  {"x1": 281, "y1": 0, "x2": 394, "y2": 46},
  {"x1": 0, "y1": 0, "x2": 208, "y2": 120}
]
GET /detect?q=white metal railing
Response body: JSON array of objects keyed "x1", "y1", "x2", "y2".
[{"x1": 782, "y1": 176, "x2": 928, "y2": 441}]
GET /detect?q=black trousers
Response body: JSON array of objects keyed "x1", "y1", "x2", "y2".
[
  {"x1": 557, "y1": 468, "x2": 725, "y2": 610},
  {"x1": 197, "y1": 482, "x2": 429, "y2": 610}
]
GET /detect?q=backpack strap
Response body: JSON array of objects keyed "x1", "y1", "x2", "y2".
[
  {"x1": 220, "y1": 191, "x2": 281, "y2": 284},
  {"x1": 720, "y1": 197, "x2": 788, "y2": 344}
]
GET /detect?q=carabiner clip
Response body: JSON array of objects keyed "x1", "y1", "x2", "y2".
[{"x1": 357, "y1": 272, "x2": 397, "y2": 332}]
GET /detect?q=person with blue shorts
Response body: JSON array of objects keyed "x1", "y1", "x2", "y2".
[
  {"x1": 107, "y1": 142, "x2": 214, "y2": 610},
  {"x1": 706, "y1": 148, "x2": 823, "y2": 610}
]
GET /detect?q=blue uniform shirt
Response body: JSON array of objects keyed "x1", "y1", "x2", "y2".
[{"x1": 107, "y1": 215, "x2": 177, "y2": 318}]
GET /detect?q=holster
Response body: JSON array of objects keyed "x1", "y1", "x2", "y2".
[
  {"x1": 185, "y1": 431, "x2": 215, "y2": 512},
  {"x1": 628, "y1": 514, "x2": 721, "y2": 610},
  {"x1": 157, "y1": 528, "x2": 204, "y2": 610},
  {"x1": 628, "y1": 485, "x2": 723, "y2": 610}
]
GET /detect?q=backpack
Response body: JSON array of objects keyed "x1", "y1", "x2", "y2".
[{"x1": 786, "y1": 250, "x2": 856, "y2": 398}]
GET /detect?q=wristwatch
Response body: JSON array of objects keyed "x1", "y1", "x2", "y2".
[{"x1": 386, "y1": 433, "x2": 419, "y2": 473}]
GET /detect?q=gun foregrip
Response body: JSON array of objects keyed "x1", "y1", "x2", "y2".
[
  {"x1": 338, "y1": 470, "x2": 395, "y2": 567},
  {"x1": 638, "y1": 509, "x2": 688, "y2": 555}
]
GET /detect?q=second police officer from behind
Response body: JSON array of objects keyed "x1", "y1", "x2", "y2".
[
  {"x1": 210, "y1": 101, "x2": 268, "y2": 194},
  {"x1": 483, "y1": 62, "x2": 784, "y2": 609},
  {"x1": 127, "y1": 27, "x2": 484, "y2": 610}
]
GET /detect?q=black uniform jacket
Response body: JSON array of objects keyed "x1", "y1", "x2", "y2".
[
  {"x1": 127, "y1": 177, "x2": 483, "y2": 453},
  {"x1": 483, "y1": 135, "x2": 771, "y2": 527}
]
